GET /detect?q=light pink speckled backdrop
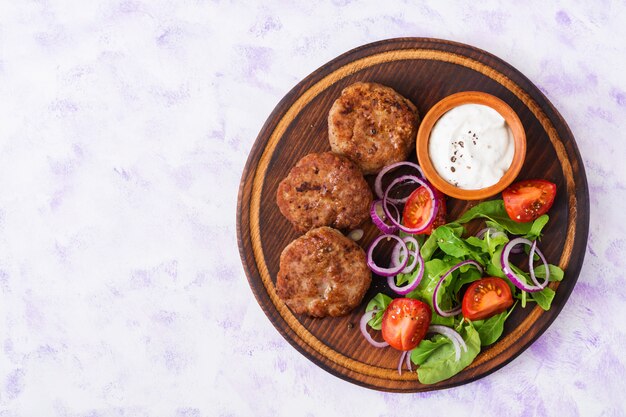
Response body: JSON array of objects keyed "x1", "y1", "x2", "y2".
[{"x1": 0, "y1": 1, "x2": 624, "y2": 416}]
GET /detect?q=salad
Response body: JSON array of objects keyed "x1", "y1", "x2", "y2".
[{"x1": 360, "y1": 162, "x2": 562, "y2": 384}]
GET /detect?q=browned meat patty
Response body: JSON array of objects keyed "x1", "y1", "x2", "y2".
[
  {"x1": 328, "y1": 82, "x2": 419, "y2": 175},
  {"x1": 276, "y1": 227, "x2": 371, "y2": 317},
  {"x1": 276, "y1": 152, "x2": 372, "y2": 233}
]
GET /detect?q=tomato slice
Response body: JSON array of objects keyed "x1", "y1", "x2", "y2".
[
  {"x1": 502, "y1": 179, "x2": 557, "y2": 223},
  {"x1": 403, "y1": 186, "x2": 446, "y2": 235},
  {"x1": 381, "y1": 298, "x2": 431, "y2": 351},
  {"x1": 462, "y1": 277, "x2": 514, "y2": 321}
]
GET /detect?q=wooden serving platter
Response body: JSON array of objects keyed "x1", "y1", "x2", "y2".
[{"x1": 236, "y1": 38, "x2": 589, "y2": 392}]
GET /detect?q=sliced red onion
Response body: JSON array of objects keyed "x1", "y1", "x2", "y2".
[
  {"x1": 367, "y1": 234, "x2": 408, "y2": 277},
  {"x1": 529, "y1": 240, "x2": 550, "y2": 287},
  {"x1": 428, "y1": 325, "x2": 467, "y2": 362},
  {"x1": 433, "y1": 260, "x2": 483, "y2": 317},
  {"x1": 501, "y1": 238, "x2": 550, "y2": 293},
  {"x1": 391, "y1": 241, "x2": 404, "y2": 268},
  {"x1": 359, "y1": 309, "x2": 389, "y2": 348},
  {"x1": 397, "y1": 350, "x2": 407, "y2": 375},
  {"x1": 370, "y1": 200, "x2": 398, "y2": 234},
  {"x1": 374, "y1": 161, "x2": 424, "y2": 201},
  {"x1": 391, "y1": 236, "x2": 420, "y2": 273},
  {"x1": 383, "y1": 175, "x2": 438, "y2": 234},
  {"x1": 406, "y1": 350, "x2": 412, "y2": 372},
  {"x1": 387, "y1": 255, "x2": 424, "y2": 295},
  {"x1": 476, "y1": 227, "x2": 506, "y2": 239},
  {"x1": 476, "y1": 227, "x2": 494, "y2": 238},
  {"x1": 348, "y1": 228, "x2": 364, "y2": 241}
]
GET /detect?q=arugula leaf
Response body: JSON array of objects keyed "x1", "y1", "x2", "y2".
[
  {"x1": 451, "y1": 267, "x2": 482, "y2": 295},
  {"x1": 456, "y1": 200, "x2": 548, "y2": 237},
  {"x1": 420, "y1": 233, "x2": 439, "y2": 261},
  {"x1": 506, "y1": 263, "x2": 558, "y2": 311},
  {"x1": 525, "y1": 214, "x2": 549, "y2": 240},
  {"x1": 534, "y1": 264, "x2": 564, "y2": 281},
  {"x1": 487, "y1": 247, "x2": 507, "y2": 279},
  {"x1": 485, "y1": 231, "x2": 510, "y2": 256},
  {"x1": 406, "y1": 258, "x2": 456, "y2": 326},
  {"x1": 410, "y1": 335, "x2": 449, "y2": 366},
  {"x1": 416, "y1": 322, "x2": 481, "y2": 384},
  {"x1": 472, "y1": 303, "x2": 516, "y2": 346},
  {"x1": 406, "y1": 259, "x2": 448, "y2": 303},
  {"x1": 431, "y1": 226, "x2": 485, "y2": 263},
  {"x1": 430, "y1": 313, "x2": 455, "y2": 326},
  {"x1": 465, "y1": 230, "x2": 509, "y2": 259},
  {"x1": 531, "y1": 287, "x2": 555, "y2": 310},
  {"x1": 365, "y1": 293, "x2": 392, "y2": 330}
]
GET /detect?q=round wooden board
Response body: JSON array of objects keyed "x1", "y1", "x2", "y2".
[{"x1": 236, "y1": 38, "x2": 589, "y2": 392}]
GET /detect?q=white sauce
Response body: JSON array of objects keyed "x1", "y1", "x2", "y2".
[{"x1": 428, "y1": 103, "x2": 514, "y2": 190}]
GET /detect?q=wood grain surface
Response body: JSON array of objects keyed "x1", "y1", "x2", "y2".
[{"x1": 236, "y1": 38, "x2": 589, "y2": 392}]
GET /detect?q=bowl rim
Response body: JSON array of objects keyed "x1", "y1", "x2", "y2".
[{"x1": 416, "y1": 91, "x2": 527, "y2": 200}]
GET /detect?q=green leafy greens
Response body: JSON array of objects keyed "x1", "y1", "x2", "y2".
[
  {"x1": 415, "y1": 321, "x2": 481, "y2": 384},
  {"x1": 363, "y1": 199, "x2": 565, "y2": 384}
]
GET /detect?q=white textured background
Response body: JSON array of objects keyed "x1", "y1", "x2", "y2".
[{"x1": 1, "y1": 1, "x2": 625, "y2": 416}]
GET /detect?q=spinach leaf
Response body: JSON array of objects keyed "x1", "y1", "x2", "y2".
[
  {"x1": 365, "y1": 293, "x2": 392, "y2": 330},
  {"x1": 410, "y1": 335, "x2": 449, "y2": 366},
  {"x1": 416, "y1": 322, "x2": 481, "y2": 384}
]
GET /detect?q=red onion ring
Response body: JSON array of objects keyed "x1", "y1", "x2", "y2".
[
  {"x1": 406, "y1": 350, "x2": 412, "y2": 372},
  {"x1": 387, "y1": 255, "x2": 424, "y2": 295},
  {"x1": 359, "y1": 309, "x2": 389, "y2": 348},
  {"x1": 370, "y1": 200, "x2": 399, "y2": 234},
  {"x1": 428, "y1": 325, "x2": 467, "y2": 362},
  {"x1": 391, "y1": 241, "x2": 403, "y2": 268},
  {"x1": 374, "y1": 161, "x2": 424, "y2": 201},
  {"x1": 391, "y1": 236, "x2": 419, "y2": 273},
  {"x1": 501, "y1": 238, "x2": 550, "y2": 292},
  {"x1": 476, "y1": 227, "x2": 506, "y2": 239},
  {"x1": 432, "y1": 260, "x2": 483, "y2": 317},
  {"x1": 529, "y1": 240, "x2": 550, "y2": 287},
  {"x1": 383, "y1": 175, "x2": 438, "y2": 234},
  {"x1": 367, "y1": 234, "x2": 408, "y2": 277},
  {"x1": 397, "y1": 350, "x2": 407, "y2": 375}
]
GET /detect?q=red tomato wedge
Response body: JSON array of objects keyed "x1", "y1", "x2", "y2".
[
  {"x1": 381, "y1": 298, "x2": 431, "y2": 351},
  {"x1": 462, "y1": 277, "x2": 514, "y2": 321},
  {"x1": 502, "y1": 179, "x2": 557, "y2": 223},
  {"x1": 403, "y1": 186, "x2": 446, "y2": 235}
]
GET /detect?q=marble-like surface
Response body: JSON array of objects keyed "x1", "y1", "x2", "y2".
[{"x1": 1, "y1": 1, "x2": 625, "y2": 415}]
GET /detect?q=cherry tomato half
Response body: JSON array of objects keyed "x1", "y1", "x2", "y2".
[
  {"x1": 462, "y1": 277, "x2": 514, "y2": 321},
  {"x1": 403, "y1": 186, "x2": 447, "y2": 235},
  {"x1": 502, "y1": 179, "x2": 557, "y2": 223},
  {"x1": 381, "y1": 298, "x2": 431, "y2": 351}
]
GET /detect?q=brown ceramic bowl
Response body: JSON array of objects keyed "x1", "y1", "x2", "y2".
[{"x1": 416, "y1": 91, "x2": 526, "y2": 200}]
